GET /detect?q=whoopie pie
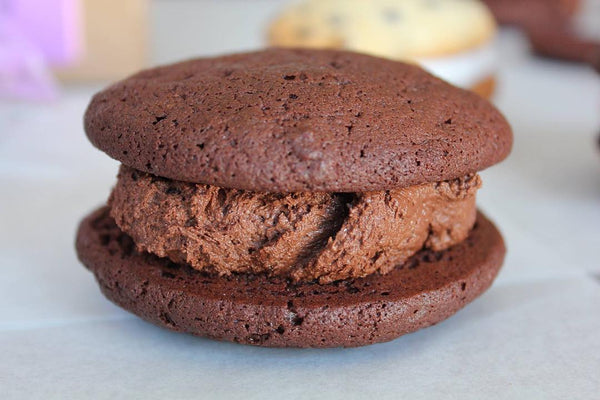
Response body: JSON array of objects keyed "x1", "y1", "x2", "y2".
[{"x1": 76, "y1": 48, "x2": 512, "y2": 348}]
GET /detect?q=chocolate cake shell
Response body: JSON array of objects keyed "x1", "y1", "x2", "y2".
[
  {"x1": 84, "y1": 48, "x2": 512, "y2": 192},
  {"x1": 76, "y1": 206, "x2": 505, "y2": 348}
]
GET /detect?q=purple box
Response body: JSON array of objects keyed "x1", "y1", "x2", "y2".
[{"x1": 0, "y1": 0, "x2": 82, "y2": 66}]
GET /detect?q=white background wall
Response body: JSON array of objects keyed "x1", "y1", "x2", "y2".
[{"x1": 151, "y1": 0, "x2": 287, "y2": 64}]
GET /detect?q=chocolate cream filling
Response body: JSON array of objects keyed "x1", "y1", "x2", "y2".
[{"x1": 109, "y1": 166, "x2": 481, "y2": 284}]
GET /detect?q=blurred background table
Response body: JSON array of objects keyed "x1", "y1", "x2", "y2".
[{"x1": 1, "y1": 1, "x2": 599, "y2": 398}]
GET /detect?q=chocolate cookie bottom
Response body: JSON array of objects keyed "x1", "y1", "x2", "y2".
[{"x1": 76, "y1": 207, "x2": 505, "y2": 348}]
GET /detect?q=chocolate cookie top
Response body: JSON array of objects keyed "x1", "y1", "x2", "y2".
[{"x1": 85, "y1": 48, "x2": 512, "y2": 192}]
